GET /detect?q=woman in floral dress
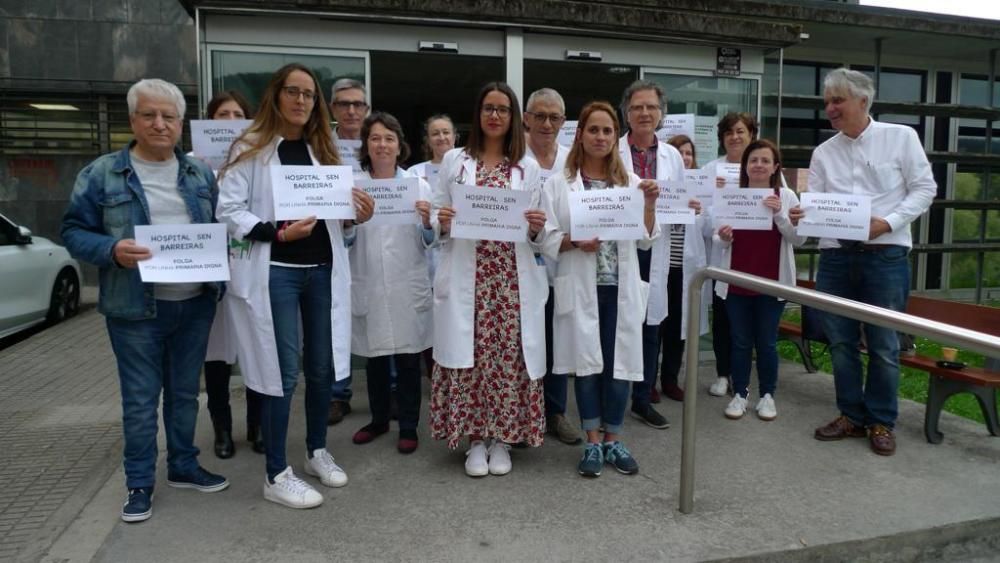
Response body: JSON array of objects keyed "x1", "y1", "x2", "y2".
[{"x1": 429, "y1": 82, "x2": 553, "y2": 477}]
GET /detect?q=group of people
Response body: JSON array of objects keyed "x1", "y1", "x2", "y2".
[{"x1": 60, "y1": 63, "x2": 935, "y2": 523}]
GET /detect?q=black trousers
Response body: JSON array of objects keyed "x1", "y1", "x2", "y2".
[
  {"x1": 204, "y1": 360, "x2": 264, "y2": 430},
  {"x1": 367, "y1": 352, "x2": 422, "y2": 431},
  {"x1": 711, "y1": 282, "x2": 732, "y2": 379}
]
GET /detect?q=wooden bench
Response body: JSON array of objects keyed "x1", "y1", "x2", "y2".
[{"x1": 778, "y1": 279, "x2": 1000, "y2": 444}]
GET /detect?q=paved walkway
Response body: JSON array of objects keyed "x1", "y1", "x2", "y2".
[{"x1": 2, "y1": 308, "x2": 999, "y2": 562}]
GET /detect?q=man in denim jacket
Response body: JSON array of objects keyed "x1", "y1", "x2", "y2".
[{"x1": 62, "y1": 79, "x2": 229, "y2": 523}]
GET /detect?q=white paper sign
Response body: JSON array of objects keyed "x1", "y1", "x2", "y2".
[
  {"x1": 694, "y1": 116, "x2": 720, "y2": 164},
  {"x1": 356, "y1": 177, "x2": 420, "y2": 227},
  {"x1": 712, "y1": 188, "x2": 774, "y2": 231},
  {"x1": 557, "y1": 120, "x2": 578, "y2": 147},
  {"x1": 569, "y1": 188, "x2": 646, "y2": 241},
  {"x1": 271, "y1": 165, "x2": 355, "y2": 220},
  {"x1": 190, "y1": 119, "x2": 253, "y2": 170},
  {"x1": 654, "y1": 180, "x2": 696, "y2": 225},
  {"x1": 134, "y1": 223, "x2": 230, "y2": 283},
  {"x1": 718, "y1": 162, "x2": 741, "y2": 188},
  {"x1": 450, "y1": 184, "x2": 531, "y2": 242},
  {"x1": 797, "y1": 193, "x2": 872, "y2": 241},
  {"x1": 656, "y1": 113, "x2": 695, "y2": 142},
  {"x1": 336, "y1": 139, "x2": 364, "y2": 175},
  {"x1": 685, "y1": 165, "x2": 716, "y2": 207}
]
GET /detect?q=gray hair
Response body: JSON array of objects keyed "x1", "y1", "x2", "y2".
[
  {"x1": 526, "y1": 88, "x2": 565, "y2": 113},
  {"x1": 127, "y1": 78, "x2": 186, "y2": 118},
  {"x1": 619, "y1": 80, "x2": 666, "y2": 130},
  {"x1": 824, "y1": 68, "x2": 876, "y2": 113},
  {"x1": 331, "y1": 78, "x2": 367, "y2": 99}
]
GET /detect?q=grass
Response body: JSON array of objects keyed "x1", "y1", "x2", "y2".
[{"x1": 777, "y1": 308, "x2": 998, "y2": 424}]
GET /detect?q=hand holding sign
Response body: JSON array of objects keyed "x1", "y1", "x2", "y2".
[
  {"x1": 524, "y1": 208, "x2": 546, "y2": 238},
  {"x1": 114, "y1": 239, "x2": 152, "y2": 268},
  {"x1": 352, "y1": 187, "x2": 375, "y2": 224}
]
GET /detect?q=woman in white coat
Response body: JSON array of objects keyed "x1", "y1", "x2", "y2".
[
  {"x1": 429, "y1": 82, "x2": 552, "y2": 478},
  {"x1": 216, "y1": 63, "x2": 375, "y2": 509},
  {"x1": 195, "y1": 90, "x2": 265, "y2": 459},
  {"x1": 546, "y1": 101, "x2": 660, "y2": 477},
  {"x1": 350, "y1": 112, "x2": 434, "y2": 454},
  {"x1": 714, "y1": 139, "x2": 805, "y2": 421}
]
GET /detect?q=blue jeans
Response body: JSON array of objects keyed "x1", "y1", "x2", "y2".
[
  {"x1": 264, "y1": 264, "x2": 334, "y2": 479},
  {"x1": 543, "y1": 288, "x2": 568, "y2": 416},
  {"x1": 726, "y1": 293, "x2": 786, "y2": 398},
  {"x1": 574, "y1": 286, "x2": 629, "y2": 435},
  {"x1": 106, "y1": 292, "x2": 215, "y2": 489},
  {"x1": 817, "y1": 246, "x2": 910, "y2": 429}
]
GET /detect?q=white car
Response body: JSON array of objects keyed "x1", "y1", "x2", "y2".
[{"x1": 0, "y1": 212, "x2": 82, "y2": 338}]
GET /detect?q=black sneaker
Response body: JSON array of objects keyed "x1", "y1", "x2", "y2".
[
  {"x1": 167, "y1": 466, "x2": 229, "y2": 493},
  {"x1": 121, "y1": 487, "x2": 153, "y2": 523},
  {"x1": 630, "y1": 404, "x2": 670, "y2": 429}
]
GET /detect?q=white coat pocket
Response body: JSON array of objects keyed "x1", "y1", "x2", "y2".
[
  {"x1": 412, "y1": 280, "x2": 433, "y2": 312},
  {"x1": 554, "y1": 275, "x2": 574, "y2": 316},
  {"x1": 351, "y1": 279, "x2": 369, "y2": 317}
]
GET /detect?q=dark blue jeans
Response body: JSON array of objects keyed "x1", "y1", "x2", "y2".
[
  {"x1": 574, "y1": 285, "x2": 629, "y2": 435},
  {"x1": 106, "y1": 292, "x2": 215, "y2": 489},
  {"x1": 264, "y1": 264, "x2": 334, "y2": 480},
  {"x1": 726, "y1": 293, "x2": 786, "y2": 398},
  {"x1": 817, "y1": 246, "x2": 910, "y2": 428},
  {"x1": 543, "y1": 288, "x2": 568, "y2": 416}
]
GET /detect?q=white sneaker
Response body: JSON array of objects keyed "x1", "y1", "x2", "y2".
[
  {"x1": 725, "y1": 395, "x2": 748, "y2": 419},
  {"x1": 465, "y1": 440, "x2": 489, "y2": 477},
  {"x1": 756, "y1": 393, "x2": 777, "y2": 421},
  {"x1": 264, "y1": 467, "x2": 323, "y2": 509},
  {"x1": 487, "y1": 441, "x2": 512, "y2": 476},
  {"x1": 304, "y1": 448, "x2": 348, "y2": 488},
  {"x1": 709, "y1": 377, "x2": 729, "y2": 397}
]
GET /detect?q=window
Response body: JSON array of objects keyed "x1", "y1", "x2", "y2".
[
  {"x1": 643, "y1": 72, "x2": 758, "y2": 161},
  {"x1": 957, "y1": 74, "x2": 1000, "y2": 154},
  {"x1": 210, "y1": 49, "x2": 367, "y2": 115}
]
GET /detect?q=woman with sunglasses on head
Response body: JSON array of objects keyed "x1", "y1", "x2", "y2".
[
  {"x1": 217, "y1": 63, "x2": 375, "y2": 509},
  {"x1": 195, "y1": 90, "x2": 267, "y2": 460},
  {"x1": 429, "y1": 82, "x2": 553, "y2": 477},
  {"x1": 350, "y1": 112, "x2": 434, "y2": 454},
  {"x1": 714, "y1": 139, "x2": 804, "y2": 422},
  {"x1": 545, "y1": 101, "x2": 668, "y2": 476}
]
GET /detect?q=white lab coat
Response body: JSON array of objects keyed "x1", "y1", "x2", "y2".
[
  {"x1": 526, "y1": 143, "x2": 571, "y2": 284},
  {"x1": 216, "y1": 136, "x2": 354, "y2": 396},
  {"x1": 430, "y1": 148, "x2": 554, "y2": 379},
  {"x1": 713, "y1": 187, "x2": 806, "y2": 300},
  {"x1": 350, "y1": 169, "x2": 434, "y2": 357},
  {"x1": 619, "y1": 134, "x2": 709, "y2": 336},
  {"x1": 543, "y1": 170, "x2": 657, "y2": 381},
  {"x1": 406, "y1": 161, "x2": 443, "y2": 282}
]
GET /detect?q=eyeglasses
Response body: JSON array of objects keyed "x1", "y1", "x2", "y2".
[
  {"x1": 525, "y1": 111, "x2": 565, "y2": 125},
  {"x1": 281, "y1": 86, "x2": 317, "y2": 102},
  {"x1": 628, "y1": 103, "x2": 661, "y2": 114},
  {"x1": 134, "y1": 110, "x2": 180, "y2": 125},
  {"x1": 332, "y1": 101, "x2": 369, "y2": 110},
  {"x1": 481, "y1": 104, "x2": 512, "y2": 117}
]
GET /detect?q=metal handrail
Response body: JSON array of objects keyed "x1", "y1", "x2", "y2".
[{"x1": 679, "y1": 266, "x2": 1000, "y2": 514}]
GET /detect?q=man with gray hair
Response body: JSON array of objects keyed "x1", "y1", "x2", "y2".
[
  {"x1": 790, "y1": 67, "x2": 936, "y2": 456},
  {"x1": 62, "y1": 78, "x2": 229, "y2": 522},
  {"x1": 329, "y1": 77, "x2": 369, "y2": 141},
  {"x1": 524, "y1": 87, "x2": 579, "y2": 445},
  {"x1": 327, "y1": 77, "x2": 370, "y2": 425}
]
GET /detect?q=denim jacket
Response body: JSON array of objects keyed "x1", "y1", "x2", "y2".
[{"x1": 61, "y1": 142, "x2": 222, "y2": 320}]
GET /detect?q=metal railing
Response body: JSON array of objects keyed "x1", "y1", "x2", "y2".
[{"x1": 679, "y1": 266, "x2": 1000, "y2": 514}]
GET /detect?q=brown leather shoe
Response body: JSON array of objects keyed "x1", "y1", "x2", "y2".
[
  {"x1": 327, "y1": 400, "x2": 351, "y2": 425},
  {"x1": 868, "y1": 424, "x2": 896, "y2": 456},
  {"x1": 814, "y1": 415, "x2": 866, "y2": 441}
]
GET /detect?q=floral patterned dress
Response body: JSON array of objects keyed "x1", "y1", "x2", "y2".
[{"x1": 429, "y1": 160, "x2": 545, "y2": 449}]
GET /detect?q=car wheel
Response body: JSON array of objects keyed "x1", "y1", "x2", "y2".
[{"x1": 47, "y1": 268, "x2": 80, "y2": 324}]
